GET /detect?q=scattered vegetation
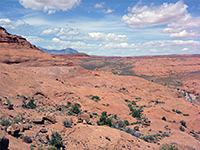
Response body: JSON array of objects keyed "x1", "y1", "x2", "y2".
[
  {"x1": 172, "y1": 109, "x2": 182, "y2": 114},
  {"x1": 86, "y1": 95, "x2": 101, "y2": 102},
  {"x1": 22, "y1": 97, "x2": 37, "y2": 109},
  {"x1": 162, "y1": 117, "x2": 167, "y2": 121},
  {"x1": 180, "y1": 120, "x2": 187, "y2": 128},
  {"x1": 13, "y1": 113, "x2": 24, "y2": 123},
  {"x1": 141, "y1": 133, "x2": 169, "y2": 143},
  {"x1": 0, "y1": 116, "x2": 12, "y2": 127},
  {"x1": 46, "y1": 132, "x2": 63, "y2": 150},
  {"x1": 124, "y1": 120, "x2": 129, "y2": 126},
  {"x1": 172, "y1": 109, "x2": 189, "y2": 116},
  {"x1": 160, "y1": 143, "x2": 179, "y2": 150},
  {"x1": 119, "y1": 87, "x2": 128, "y2": 92},
  {"x1": 130, "y1": 109, "x2": 142, "y2": 118},
  {"x1": 155, "y1": 100, "x2": 165, "y2": 104},
  {"x1": 97, "y1": 111, "x2": 112, "y2": 127},
  {"x1": 69, "y1": 103, "x2": 81, "y2": 114}
]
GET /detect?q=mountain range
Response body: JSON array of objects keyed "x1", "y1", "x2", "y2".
[{"x1": 38, "y1": 47, "x2": 79, "y2": 55}]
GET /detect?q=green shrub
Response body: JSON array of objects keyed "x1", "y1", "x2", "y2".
[
  {"x1": 131, "y1": 109, "x2": 141, "y2": 118},
  {"x1": 124, "y1": 120, "x2": 129, "y2": 126},
  {"x1": 47, "y1": 132, "x2": 63, "y2": 149},
  {"x1": 97, "y1": 112, "x2": 112, "y2": 127},
  {"x1": 13, "y1": 113, "x2": 24, "y2": 123},
  {"x1": 70, "y1": 103, "x2": 81, "y2": 114},
  {"x1": 0, "y1": 116, "x2": 12, "y2": 127},
  {"x1": 160, "y1": 143, "x2": 179, "y2": 150},
  {"x1": 183, "y1": 114, "x2": 189, "y2": 116},
  {"x1": 132, "y1": 101, "x2": 137, "y2": 105},
  {"x1": 180, "y1": 120, "x2": 187, "y2": 128},
  {"x1": 162, "y1": 117, "x2": 166, "y2": 121},
  {"x1": 22, "y1": 97, "x2": 36, "y2": 109},
  {"x1": 97, "y1": 116, "x2": 112, "y2": 127},
  {"x1": 101, "y1": 111, "x2": 107, "y2": 116},
  {"x1": 125, "y1": 99, "x2": 130, "y2": 103},
  {"x1": 155, "y1": 100, "x2": 165, "y2": 104}
]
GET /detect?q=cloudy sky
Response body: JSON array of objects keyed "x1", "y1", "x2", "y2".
[{"x1": 0, "y1": 0, "x2": 200, "y2": 56}]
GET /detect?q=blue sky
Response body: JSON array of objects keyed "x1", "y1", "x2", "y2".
[{"x1": 0, "y1": 0, "x2": 200, "y2": 56}]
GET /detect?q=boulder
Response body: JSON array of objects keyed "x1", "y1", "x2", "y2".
[
  {"x1": 6, "y1": 124, "x2": 20, "y2": 136},
  {"x1": 43, "y1": 115, "x2": 56, "y2": 124},
  {"x1": 0, "y1": 134, "x2": 9, "y2": 150},
  {"x1": 32, "y1": 117, "x2": 44, "y2": 124},
  {"x1": 78, "y1": 113, "x2": 90, "y2": 124}
]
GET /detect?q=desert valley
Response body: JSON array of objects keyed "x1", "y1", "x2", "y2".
[{"x1": 0, "y1": 26, "x2": 200, "y2": 150}]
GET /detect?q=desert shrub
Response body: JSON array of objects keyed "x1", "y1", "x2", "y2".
[
  {"x1": 97, "y1": 112, "x2": 112, "y2": 127},
  {"x1": 155, "y1": 100, "x2": 165, "y2": 104},
  {"x1": 22, "y1": 97, "x2": 36, "y2": 109},
  {"x1": 101, "y1": 111, "x2": 107, "y2": 116},
  {"x1": 116, "y1": 120, "x2": 126, "y2": 129},
  {"x1": 127, "y1": 103, "x2": 132, "y2": 108},
  {"x1": 141, "y1": 135, "x2": 157, "y2": 143},
  {"x1": 63, "y1": 120, "x2": 72, "y2": 128},
  {"x1": 131, "y1": 109, "x2": 141, "y2": 118},
  {"x1": 13, "y1": 113, "x2": 24, "y2": 123},
  {"x1": 47, "y1": 132, "x2": 63, "y2": 150},
  {"x1": 172, "y1": 109, "x2": 182, "y2": 114},
  {"x1": 113, "y1": 114, "x2": 118, "y2": 119},
  {"x1": 183, "y1": 114, "x2": 189, "y2": 116},
  {"x1": 47, "y1": 146, "x2": 57, "y2": 150},
  {"x1": 180, "y1": 120, "x2": 187, "y2": 128},
  {"x1": 160, "y1": 143, "x2": 179, "y2": 150},
  {"x1": 22, "y1": 135, "x2": 32, "y2": 143},
  {"x1": 132, "y1": 101, "x2": 137, "y2": 105},
  {"x1": 179, "y1": 126, "x2": 185, "y2": 132},
  {"x1": 89, "y1": 114, "x2": 93, "y2": 118},
  {"x1": 124, "y1": 120, "x2": 129, "y2": 126},
  {"x1": 70, "y1": 103, "x2": 81, "y2": 114},
  {"x1": 67, "y1": 101, "x2": 71, "y2": 107},
  {"x1": 0, "y1": 116, "x2": 12, "y2": 127},
  {"x1": 97, "y1": 115, "x2": 112, "y2": 127},
  {"x1": 162, "y1": 117, "x2": 167, "y2": 121},
  {"x1": 86, "y1": 95, "x2": 101, "y2": 102},
  {"x1": 125, "y1": 99, "x2": 130, "y2": 103}
]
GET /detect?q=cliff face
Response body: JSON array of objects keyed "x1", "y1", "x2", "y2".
[
  {"x1": 0, "y1": 26, "x2": 52, "y2": 63},
  {"x1": 0, "y1": 26, "x2": 37, "y2": 49}
]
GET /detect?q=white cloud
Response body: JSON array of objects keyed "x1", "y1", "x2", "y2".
[
  {"x1": 0, "y1": 18, "x2": 35, "y2": 35},
  {"x1": 0, "y1": 18, "x2": 26, "y2": 30},
  {"x1": 95, "y1": 2, "x2": 105, "y2": 8},
  {"x1": 41, "y1": 27, "x2": 129, "y2": 43},
  {"x1": 41, "y1": 27, "x2": 80, "y2": 36},
  {"x1": 23, "y1": 36, "x2": 46, "y2": 44},
  {"x1": 181, "y1": 48, "x2": 189, "y2": 51},
  {"x1": 122, "y1": 1, "x2": 200, "y2": 39},
  {"x1": 122, "y1": 1, "x2": 187, "y2": 28},
  {"x1": 103, "y1": 8, "x2": 114, "y2": 14},
  {"x1": 88, "y1": 32, "x2": 128, "y2": 42},
  {"x1": 19, "y1": 0, "x2": 81, "y2": 14}
]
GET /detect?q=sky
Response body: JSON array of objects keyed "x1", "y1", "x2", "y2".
[{"x1": 0, "y1": 0, "x2": 200, "y2": 56}]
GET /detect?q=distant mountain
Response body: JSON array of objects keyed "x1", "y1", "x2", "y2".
[{"x1": 38, "y1": 47, "x2": 79, "y2": 55}]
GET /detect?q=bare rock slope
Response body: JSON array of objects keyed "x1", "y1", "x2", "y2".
[{"x1": 0, "y1": 27, "x2": 199, "y2": 150}]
